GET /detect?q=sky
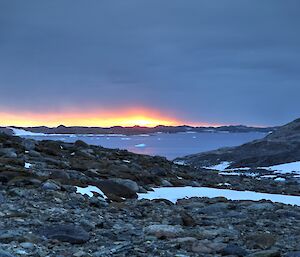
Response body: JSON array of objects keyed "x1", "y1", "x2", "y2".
[{"x1": 0, "y1": 0, "x2": 300, "y2": 127}]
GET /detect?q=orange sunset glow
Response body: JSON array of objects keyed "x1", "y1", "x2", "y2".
[{"x1": 0, "y1": 109, "x2": 187, "y2": 127}]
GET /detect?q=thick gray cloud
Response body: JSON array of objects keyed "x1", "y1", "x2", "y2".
[{"x1": 1, "y1": 0, "x2": 300, "y2": 125}]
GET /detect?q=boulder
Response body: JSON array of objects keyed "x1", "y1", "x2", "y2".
[
  {"x1": 112, "y1": 178, "x2": 140, "y2": 193},
  {"x1": 97, "y1": 180, "x2": 137, "y2": 200}
]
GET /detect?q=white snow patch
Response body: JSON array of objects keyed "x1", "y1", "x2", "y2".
[
  {"x1": 24, "y1": 163, "x2": 32, "y2": 169},
  {"x1": 218, "y1": 172, "x2": 241, "y2": 176},
  {"x1": 123, "y1": 160, "x2": 131, "y2": 163},
  {"x1": 76, "y1": 185, "x2": 107, "y2": 198},
  {"x1": 262, "y1": 161, "x2": 300, "y2": 174},
  {"x1": 138, "y1": 186, "x2": 300, "y2": 206},
  {"x1": 260, "y1": 175, "x2": 277, "y2": 179},
  {"x1": 204, "y1": 162, "x2": 231, "y2": 171},
  {"x1": 230, "y1": 167, "x2": 251, "y2": 171},
  {"x1": 274, "y1": 177, "x2": 286, "y2": 182},
  {"x1": 173, "y1": 160, "x2": 187, "y2": 166},
  {"x1": 204, "y1": 162, "x2": 252, "y2": 172},
  {"x1": 9, "y1": 127, "x2": 46, "y2": 136},
  {"x1": 217, "y1": 183, "x2": 231, "y2": 186},
  {"x1": 135, "y1": 143, "x2": 146, "y2": 148},
  {"x1": 219, "y1": 171, "x2": 258, "y2": 177}
]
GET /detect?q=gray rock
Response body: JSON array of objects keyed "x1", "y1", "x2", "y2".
[
  {"x1": 38, "y1": 224, "x2": 90, "y2": 244},
  {"x1": 112, "y1": 178, "x2": 140, "y2": 193},
  {"x1": 247, "y1": 203, "x2": 276, "y2": 211},
  {"x1": 160, "y1": 179, "x2": 173, "y2": 187},
  {"x1": 97, "y1": 180, "x2": 137, "y2": 199},
  {"x1": 246, "y1": 232, "x2": 277, "y2": 250},
  {"x1": 73, "y1": 251, "x2": 88, "y2": 257},
  {"x1": 199, "y1": 202, "x2": 228, "y2": 214},
  {"x1": 41, "y1": 180, "x2": 61, "y2": 191},
  {"x1": 144, "y1": 224, "x2": 183, "y2": 238},
  {"x1": 89, "y1": 196, "x2": 108, "y2": 207},
  {"x1": 20, "y1": 242, "x2": 35, "y2": 250},
  {"x1": 220, "y1": 244, "x2": 248, "y2": 256},
  {"x1": 28, "y1": 150, "x2": 41, "y2": 157},
  {"x1": 23, "y1": 139, "x2": 36, "y2": 151},
  {"x1": 0, "y1": 148, "x2": 17, "y2": 158},
  {"x1": 0, "y1": 192, "x2": 6, "y2": 204},
  {"x1": 0, "y1": 250, "x2": 16, "y2": 257},
  {"x1": 92, "y1": 242, "x2": 133, "y2": 256},
  {"x1": 0, "y1": 230, "x2": 23, "y2": 243},
  {"x1": 248, "y1": 249, "x2": 281, "y2": 257},
  {"x1": 191, "y1": 240, "x2": 226, "y2": 254},
  {"x1": 286, "y1": 252, "x2": 300, "y2": 257}
]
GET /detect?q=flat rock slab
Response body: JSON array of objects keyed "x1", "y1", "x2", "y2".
[{"x1": 38, "y1": 224, "x2": 90, "y2": 244}]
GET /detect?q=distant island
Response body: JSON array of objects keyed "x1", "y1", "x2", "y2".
[{"x1": 0, "y1": 124, "x2": 276, "y2": 136}]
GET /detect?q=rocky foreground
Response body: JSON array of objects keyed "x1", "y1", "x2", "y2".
[{"x1": 0, "y1": 133, "x2": 299, "y2": 256}]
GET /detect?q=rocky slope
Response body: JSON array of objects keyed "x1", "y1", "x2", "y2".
[
  {"x1": 0, "y1": 133, "x2": 300, "y2": 256},
  {"x1": 176, "y1": 118, "x2": 300, "y2": 169}
]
